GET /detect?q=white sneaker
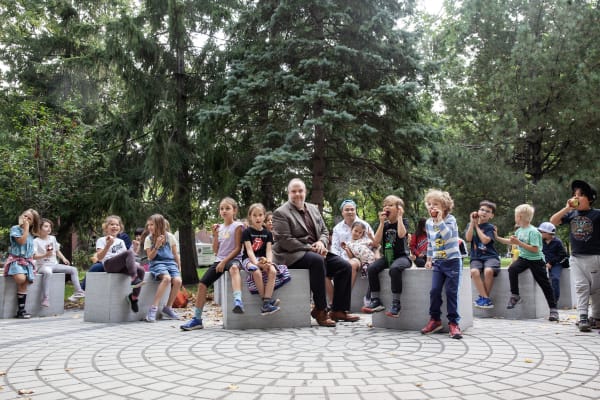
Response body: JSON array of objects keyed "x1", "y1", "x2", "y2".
[{"x1": 68, "y1": 291, "x2": 85, "y2": 301}]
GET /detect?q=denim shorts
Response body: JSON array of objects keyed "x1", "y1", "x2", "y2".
[{"x1": 149, "y1": 263, "x2": 181, "y2": 280}]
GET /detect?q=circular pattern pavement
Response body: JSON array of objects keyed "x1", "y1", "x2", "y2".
[{"x1": 1, "y1": 310, "x2": 599, "y2": 400}]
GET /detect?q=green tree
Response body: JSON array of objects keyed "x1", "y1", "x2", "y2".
[
  {"x1": 216, "y1": 0, "x2": 437, "y2": 212},
  {"x1": 434, "y1": 0, "x2": 600, "y2": 184}
]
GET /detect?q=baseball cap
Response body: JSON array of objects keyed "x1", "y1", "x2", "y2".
[
  {"x1": 538, "y1": 222, "x2": 556, "y2": 235},
  {"x1": 571, "y1": 180, "x2": 597, "y2": 204}
]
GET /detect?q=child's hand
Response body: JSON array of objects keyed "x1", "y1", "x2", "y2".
[
  {"x1": 425, "y1": 260, "x2": 433, "y2": 269},
  {"x1": 215, "y1": 261, "x2": 225, "y2": 273},
  {"x1": 379, "y1": 211, "x2": 388, "y2": 222},
  {"x1": 509, "y1": 235, "x2": 519, "y2": 245},
  {"x1": 211, "y1": 224, "x2": 219, "y2": 234},
  {"x1": 470, "y1": 211, "x2": 479, "y2": 223},
  {"x1": 105, "y1": 235, "x2": 114, "y2": 247},
  {"x1": 341, "y1": 242, "x2": 347, "y2": 250},
  {"x1": 397, "y1": 205, "x2": 404, "y2": 217}
]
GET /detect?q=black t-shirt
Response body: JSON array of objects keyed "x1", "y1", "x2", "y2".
[
  {"x1": 241, "y1": 227, "x2": 273, "y2": 259},
  {"x1": 562, "y1": 208, "x2": 600, "y2": 255},
  {"x1": 382, "y1": 218, "x2": 410, "y2": 259}
]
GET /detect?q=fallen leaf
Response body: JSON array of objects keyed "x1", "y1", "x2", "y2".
[
  {"x1": 524, "y1": 358, "x2": 534, "y2": 363},
  {"x1": 228, "y1": 384, "x2": 239, "y2": 391},
  {"x1": 18, "y1": 389, "x2": 34, "y2": 395},
  {"x1": 64, "y1": 368, "x2": 72, "y2": 372},
  {"x1": 415, "y1": 383, "x2": 423, "y2": 387},
  {"x1": 0, "y1": 371, "x2": 5, "y2": 376}
]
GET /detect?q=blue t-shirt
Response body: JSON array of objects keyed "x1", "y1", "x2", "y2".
[
  {"x1": 465, "y1": 222, "x2": 500, "y2": 261},
  {"x1": 561, "y1": 208, "x2": 600, "y2": 255},
  {"x1": 9, "y1": 225, "x2": 35, "y2": 258}
]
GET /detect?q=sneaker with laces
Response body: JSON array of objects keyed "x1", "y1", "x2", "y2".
[
  {"x1": 162, "y1": 306, "x2": 181, "y2": 320},
  {"x1": 232, "y1": 299, "x2": 245, "y2": 314},
  {"x1": 269, "y1": 298, "x2": 280, "y2": 307},
  {"x1": 449, "y1": 322, "x2": 463, "y2": 339},
  {"x1": 549, "y1": 308, "x2": 559, "y2": 322},
  {"x1": 68, "y1": 291, "x2": 85, "y2": 302},
  {"x1": 506, "y1": 294, "x2": 522, "y2": 309},
  {"x1": 131, "y1": 277, "x2": 146, "y2": 289},
  {"x1": 482, "y1": 297, "x2": 494, "y2": 309},
  {"x1": 421, "y1": 318, "x2": 443, "y2": 335},
  {"x1": 127, "y1": 293, "x2": 139, "y2": 313},
  {"x1": 385, "y1": 301, "x2": 401, "y2": 318},
  {"x1": 473, "y1": 295, "x2": 484, "y2": 308},
  {"x1": 260, "y1": 303, "x2": 281, "y2": 315},
  {"x1": 361, "y1": 298, "x2": 385, "y2": 313},
  {"x1": 579, "y1": 315, "x2": 591, "y2": 332},
  {"x1": 41, "y1": 296, "x2": 49, "y2": 307},
  {"x1": 180, "y1": 317, "x2": 204, "y2": 331},
  {"x1": 145, "y1": 306, "x2": 158, "y2": 322}
]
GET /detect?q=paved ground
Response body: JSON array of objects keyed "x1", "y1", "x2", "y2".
[{"x1": 0, "y1": 305, "x2": 599, "y2": 400}]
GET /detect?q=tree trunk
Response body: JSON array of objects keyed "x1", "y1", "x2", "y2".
[{"x1": 172, "y1": 2, "x2": 198, "y2": 284}]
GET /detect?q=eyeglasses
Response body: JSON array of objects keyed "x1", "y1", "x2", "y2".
[{"x1": 479, "y1": 208, "x2": 493, "y2": 213}]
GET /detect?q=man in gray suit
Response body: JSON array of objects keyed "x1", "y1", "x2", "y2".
[{"x1": 272, "y1": 178, "x2": 360, "y2": 327}]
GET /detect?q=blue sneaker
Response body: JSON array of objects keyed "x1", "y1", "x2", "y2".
[
  {"x1": 260, "y1": 303, "x2": 280, "y2": 315},
  {"x1": 180, "y1": 317, "x2": 204, "y2": 331},
  {"x1": 481, "y1": 297, "x2": 494, "y2": 309},
  {"x1": 473, "y1": 295, "x2": 484, "y2": 308},
  {"x1": 269, "y1": 298, "x2": 280, "y2": 307},
  {"x1": 233, "y1": 299, "x2": 245, "y2": 314}
]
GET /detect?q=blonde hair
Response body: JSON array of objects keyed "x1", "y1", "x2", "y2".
[
  {"x1": 102, "y1": 215, "x2": 124, "y2": 235},
  {"x1": 424, "y1": 189, "x2": 454, "y2": 214},
  {"x1": 515, "y1": 204, "x2": 534, "y2": 223},
  {"x1": 383, "y1": 195, "x2": 404, "y2": 208},
  {"x1": 247, "y1": 203, "x2": 266, "y2": 219}
]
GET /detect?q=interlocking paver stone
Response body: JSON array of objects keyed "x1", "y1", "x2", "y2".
[{"x1": 0, "y1": 306, "x2": 599, "y2": 399}]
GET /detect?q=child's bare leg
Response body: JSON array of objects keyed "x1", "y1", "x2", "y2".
[
  {"x1": 483, "y1": 268, "x2": 495, "y2": 296},
  {"x1": 350, "y1": 259, "x2": 361, "y2": 288},
  {"x1": 252, "y1": 269, "x2": 265, "y2": 298},
  {"x1": 153, "y1": 274, "x2": 171, "y2": 307},
  {"x1": 195, "y1": 282, "x2": 208, "y2": 309},
  {"x1": 13, "y1": 273, "x2": 29, "y2": 293},
  {"x1": 166, "y1": 276, "x2": 182, "y2": 307},
  {"x1": 264, "y1": 265, "x2": 276, "y2": 299},
  {"x1": 470, "y1": 269, "x2": 488, "y2": 297},
  {"x1": 229, "y1": 265, "x2": 242, "y2": 291}
]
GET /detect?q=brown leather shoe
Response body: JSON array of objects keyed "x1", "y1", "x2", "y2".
[
  {"x1": 329, "y1": 311, "x2": 360, "y2": 322},
  {"x1": 311, "y1": 308, "x2": 336, "y2": 327}
]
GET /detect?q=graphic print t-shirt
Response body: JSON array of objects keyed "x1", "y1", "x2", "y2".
[
  {"x1": 241, "y1": 227, "x2": 273, "y2": 260},
  {"x1": 562, "y1": 208, "x2": 600, "y2": 255}
]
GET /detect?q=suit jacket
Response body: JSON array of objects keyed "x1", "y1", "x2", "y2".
[{"x1": 272, "y1": 201, "x2": 329, "y2": 266}]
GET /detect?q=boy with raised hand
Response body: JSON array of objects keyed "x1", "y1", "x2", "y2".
[
  {"x1": 550, "y1": 180, "x2": 600, "y2": 332},
  {"x1": 466, "y1": 200, "x2": 501, "y2": 309},
  {"x1": 496, "y1": 204, "x2": 558, "y2": 322}
]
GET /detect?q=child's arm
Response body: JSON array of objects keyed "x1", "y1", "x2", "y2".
[
  {"x1": 396, "y1": 207, "x2": 407, "y2": 239},
  {"x1": 371, "y1": 212, "x2": 387, "y2": 247},
  {"x1": 170, "y1": 235, "x2": 181, "y2": 270},
  {"x1": 14, "y1": 221, "x2": 29, "y2": 246},
  {"x1": 56, "y1": 249, "x2": 70, "y2": 265},
  {"x1": 494, "y1": 233, "x2": 512, "y2": 245},
  {"x1": 243, "y1": 240, "x2": 260, "y2": 265},
  {"x1": 211, "y1": 224, "x2": 220, "y2": 254},
  {"x1": 265, "y1": 241, "x2": 274, "y2": 264},
  {"x1": 510, "y1": 235, "x2": 539, "y2": 253}
]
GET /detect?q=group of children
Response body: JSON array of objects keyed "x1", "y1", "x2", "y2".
[
  {"x1": 6, "y1": 180, "x2": 599, "y2": 338},
  {"x1": 3, "y1": 209, "x2": 85, "y2": 319}
]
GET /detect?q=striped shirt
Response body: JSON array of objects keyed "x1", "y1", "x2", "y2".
[{"x1": 426, "y1": 214, "x2": 461, "y2": 260}]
